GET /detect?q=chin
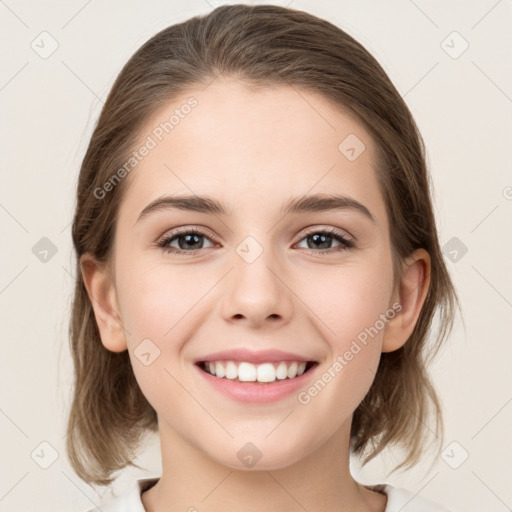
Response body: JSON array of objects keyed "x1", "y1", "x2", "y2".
[{"x1": 207, "y1": 440, "x2": 310, "y2": 472}]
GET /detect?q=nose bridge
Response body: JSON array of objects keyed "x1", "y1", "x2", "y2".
[
  {"x1": 219, "y1": 230, "x2": 292, "y2": 325},
  {"x1": 234, "y1": 231, "x2": 281, "y2": 296}
]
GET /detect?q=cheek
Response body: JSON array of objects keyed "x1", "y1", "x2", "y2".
[
  {"x1": 298, "y1": 267, "x2": 390, "y2": 427},
  {"x1": 117, "y1": 260, "x2": 205, "y2": 341},
  {"x1": 306, "y1": 259, "x2": 393, "y2": 347},
  {"x1": 116, "y1": 263, "x2": 203, "y2": 409},
  {"x1": 299, "y1": 257, "x2": 392, "y2": 409}
]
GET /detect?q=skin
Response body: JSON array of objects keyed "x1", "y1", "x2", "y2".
[{"x1": 81, "y1": 77, "x2": 430, "y2": 512}]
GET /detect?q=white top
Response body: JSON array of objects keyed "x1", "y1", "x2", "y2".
[{"x1": 84, "y1": 478, "x2": 454, "y2": 511}]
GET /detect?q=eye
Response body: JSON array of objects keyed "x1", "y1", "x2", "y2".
[
  {"x1": 295, "y1": 227, "x2": 355, "y2": 255},
  {"x1": 157, "y1": 227, "x2": 216, "y2": 255},
  {"x1": 156, "y1": 226, "x2": 356, "y2": 256}
]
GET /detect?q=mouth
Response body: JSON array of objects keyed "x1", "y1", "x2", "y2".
[{"x1": 196, "y1": 360, "x2": 319, "y2": 384}]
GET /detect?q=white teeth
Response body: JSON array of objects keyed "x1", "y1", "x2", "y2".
[
  {"x1": 276, "y1": 362, "x2": 288, "y2": 380},
  {"x1": 256, "y1": 363, "x2": 276, "y2": 383},
  {"x1": 215, "y1": 361, "x2": 225, "y2": 378},
  {"x1": 202, "y1": 360, "x2": 311, "y2": 383},
  {"x1": 225, "y1": 361, "x2": 238, "y2": 379},
  {"x1": 287, "y1": 362, "x2": 298, "y2": 378},
  {"x1": 238, "y1": 362, "x2": 257, "y2": 382}
]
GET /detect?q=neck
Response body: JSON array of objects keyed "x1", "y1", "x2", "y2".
[{"x1": 141, "y1": 418, "x2": 387, "y2": 512}]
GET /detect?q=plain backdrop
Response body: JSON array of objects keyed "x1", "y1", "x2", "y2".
[{"x1": 1, "y1": 1, "x2": 511, "y2": 511}]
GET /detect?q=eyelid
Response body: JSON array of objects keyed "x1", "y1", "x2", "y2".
[
  {"x1": 156, "y1": 224, "x2": 356, "y2": 255},
  {"x1": 157, "y1": 225, "x2": 218, "y2": 246},
  {"x1": 297, "y1": 225, "x2": 354, "y2": 242}
]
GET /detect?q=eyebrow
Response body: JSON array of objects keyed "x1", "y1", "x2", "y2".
[{"x1": 136, "y1": 193, "x2": 376, "y2": 224}]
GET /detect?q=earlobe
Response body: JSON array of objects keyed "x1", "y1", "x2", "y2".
[
  {"x1": 80, "y1": 253, "x2": 128, "y2": 353},
  {"x1": 381, "y1": 249, "x2": 431, "y2": 353}
]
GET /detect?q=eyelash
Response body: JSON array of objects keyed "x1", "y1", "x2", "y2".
[{"x1": 156, "y1": 226, "x2": 356, "y2": 256}]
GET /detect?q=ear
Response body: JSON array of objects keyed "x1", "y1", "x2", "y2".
[
  {"x1": 80, "y1": 253, "x2": 128, "y2": 353},
  {"x1": 381, "y1": 248, "x2": 431, "y2": 353}
]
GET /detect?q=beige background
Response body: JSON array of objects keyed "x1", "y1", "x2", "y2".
[{"x1": 1, "y1": 0, "x2": 511, "y2": 511}]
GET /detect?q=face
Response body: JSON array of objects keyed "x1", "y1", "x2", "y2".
[{"x1": 91, "y1": 77, "x2": 415, "y2": 471}]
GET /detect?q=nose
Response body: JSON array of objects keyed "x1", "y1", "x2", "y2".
[{"x1": 219, "y1": 242, "x2": 294, "y2": 329}]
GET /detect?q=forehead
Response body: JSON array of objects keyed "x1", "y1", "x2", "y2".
[{"x1": 118, "y1": 78, "x2": 387, "y2": 229}]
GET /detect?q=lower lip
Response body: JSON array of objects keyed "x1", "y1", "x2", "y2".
[{"x1": 194, "y1": 363, "x2": 318, "y2": 403}]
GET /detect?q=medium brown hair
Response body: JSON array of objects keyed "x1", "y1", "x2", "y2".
[{"x1": 67, "y1": 4, "x2": 461, "y2": 486}]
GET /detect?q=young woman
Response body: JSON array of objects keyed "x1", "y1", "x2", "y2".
[{"x1": 67, "y1": 4, "x2": 460, "y2": 511}]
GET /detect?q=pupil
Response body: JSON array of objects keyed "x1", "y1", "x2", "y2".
[
  {"x1": 310, "y1": 233, "x2": 330, "y2": 249},
  {"x1": 180, "y1": 234, "x2": 202, "y2": 250}
]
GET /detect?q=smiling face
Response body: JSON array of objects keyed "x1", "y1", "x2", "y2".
[{"x1": 81, "y1": 77, "x2": 429, "y2": 472}]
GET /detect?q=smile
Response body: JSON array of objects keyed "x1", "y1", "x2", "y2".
[{"x1": 198, "y1": 360, "x2": 318, "y2": 383}]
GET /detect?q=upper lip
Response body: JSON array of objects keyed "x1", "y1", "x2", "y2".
[{"x1": 195, "y1": 348, "x2": 317, "y2": 364}]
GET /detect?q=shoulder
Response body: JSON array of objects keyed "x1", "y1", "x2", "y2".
[
  {"x1": 82, "y1": 478, "x2": 159, "y2": 512},
  {"x1": 377, "y1": 484, "x2": 455, "y2": 512}
]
